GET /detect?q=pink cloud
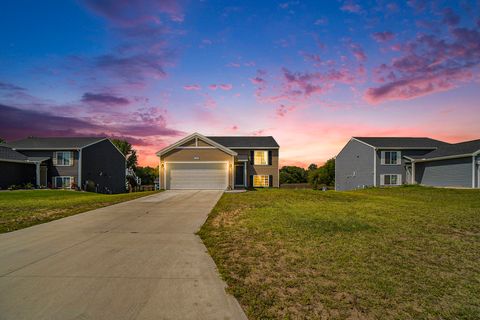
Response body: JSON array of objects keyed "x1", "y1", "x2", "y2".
[
  {"x1": 276, "y1": 104, "x2": 297, "y2": 117},
  {"x1": 365, "y1": 25, "x2": 480, "y2": 103},
  {"x1": 208, "y1": 84, "x2": 217, "y2": 90},
  {"x1": 340, "y1": 1, "x2": 363, "y2": 13},
  {"x1": 81, "y1": 92, "x2": 129, "y2": 106},
  {"x1": 219, "y1": 84, "x2": 233, "y2": 90},
  {"x1": 442, "y1": 8, "x2": 460, "y2": 26},
  {"x1": 364, "y1": 69, "x2": 473, "y2": 104},
  {"x1": 349, "y1": 43, "x2": 367, "y2": 62},
  {"x1": 183, "y1": 84, "x2": 201, "y2": 91},
  {"x1": 203, "y1": 94, "x2": 217, "y2": 109},
  {"x1": 227, "y1": 62, "x2": 241, "y2": 68},
  {"x1": 372, "y1": 31, "x2": 395, "y2": 42}
]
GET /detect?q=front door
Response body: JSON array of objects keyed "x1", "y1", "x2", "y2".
[{"x1": 235, "y1": 164, "x2": 244, "y2": 186}]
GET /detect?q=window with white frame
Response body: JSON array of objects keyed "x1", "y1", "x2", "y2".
[
  {"x1": 381, "y1": 151, "x2": 401, "y2": 165},
  {"x1": 380, "y1": 174, "x2": 402, "y2": 186},
  {"x1": 254, "y1": 150, "x2": 268, "y2": 165},
  {"x1": 54, "y1": 151, "x2": 73, "y2": 166},
  {"x1": 54, "y1": 176, "x2": 73, "y2": 188},
  {"x1": 253, "y1": 175, "x2": 269, "y2": 187}
]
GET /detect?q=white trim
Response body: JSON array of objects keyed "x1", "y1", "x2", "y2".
[
  {"x1": 413, "y1": 153, "x2": 473, "y2": 162},
  {"x1": 253, "y1": 150, "x2": 269, "y2": 165},
  {"x1": 380, "y1": 174, "x2": 402, "y2": 186},
  {"x1": 412, "y1": 162, "x2": 416, "y2": 184},
  {"x1": 228, "y1": 147, "x2": 279, "y2": 149},
  {"x1": 0, "y1": 158, "x2": 37, "y2": 164},
  {"x1": 351, "y1": 138, "x2": 376, "y2": 149},
  {"x1": 164, "y1": 161, "x2": 229, "y2": 190},
  {"x1": 78, "y1": 149, "x2": 82, "y2": 190},
  {"x1": 102, "y1": 139, "x2": 127, "y2": 159},
  {"x1": 35, "y1": 162, "x2": 40, "y2": 187},
  {"x1": 175, "y1": 146, "x2": 216, "y2": 149},
  {"x1": 376, "y1": 147, "x2": 437, "y2": 150},
  {"x1": 253, "y1": 174, "x2": 270, "y2": 187},
  {"x1": 54, "y1": 151, "x2": 74, "y2": 166},
  {"x1": 473, "y1": 155, "x2": 476, "y2": 188},
  {"x1": 380, "y1": 151, "x2": 401, "y2": 165},
  {"x1": 373, "y1": 148, "x2": 377, "y2": 187},
  {"x1": 53, "y1": 176, "x2": 74, "y2": 189},
  {"x1": 156, "y1": 133, "x2": 237, "y2": 157}
]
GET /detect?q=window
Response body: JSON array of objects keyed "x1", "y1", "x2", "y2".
[
  {"x1": 54, "y1": 176, "x2": 73, "y2": 188},
  {"x1": 55, "y1": 151, "x2": 73, "y2": 166},
  {"x1": 254, "y1": 151, "x2": 268, "y2": 165},
  {"x1": 253, "y1": 175, "x2": 269, "y2": 187},
  {"x1": 381, "y1": 151, "x2": 401, "y2": 165},
  {"x1": 381, "y1": 174, "x2": 401, "y2": 186}
]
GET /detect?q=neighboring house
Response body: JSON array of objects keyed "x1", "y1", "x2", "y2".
[
  {"x1": 336, "y1": 137, "x2": 480, "y2": 190},
  {"x1": 156, "y1": 132, "x2": 279, "y2": 190},
  {"x1": 0, "y1": 143, "x2": 46, "y2": 189},
  {"x1": 3, "y1": 137, "x2": 126, "y2": 193}
]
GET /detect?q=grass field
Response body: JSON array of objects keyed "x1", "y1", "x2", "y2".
[
  {"x1": 198, "y1": 186, "x2": 480, "y2": 320},
  {"x1": 0, "y1": 190, "x2": 159, "y2": 233}
]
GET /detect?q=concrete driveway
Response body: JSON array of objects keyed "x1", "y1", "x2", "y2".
[{"x1": 0, "y1": 190, "x2": 247, "y2": 320}]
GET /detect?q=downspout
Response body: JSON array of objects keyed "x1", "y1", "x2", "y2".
[
  {"x1": 412, "y1": 160, "x2": 416, "y2": 184},
  {"x1": 473, "y1": 155, "x2": 476, "y2": 189},
  {"x1": 78, "y1": 149, "x2": 82, "y2": 190},
  {"x1": 35, "y1": 162, "x2": 40, "y2": 188},
  {"x1": 373, "y1": 148, "x2": 377, "y2": 187}
]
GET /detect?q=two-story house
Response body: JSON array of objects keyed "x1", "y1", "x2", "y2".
[
  {"x1": 335, "y1": 137, "x2": 480, "y2": 190},
  {"x1": 156, "y1": 133, "x2": 280, "y2": 190},
  {"x1": 2, "y1": 137, "x2": 126, "y2": 193}
]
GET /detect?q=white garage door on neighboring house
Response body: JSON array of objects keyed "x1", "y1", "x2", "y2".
[{"x1": 166, "y1": 162, "x2": 228, "y2": 190}]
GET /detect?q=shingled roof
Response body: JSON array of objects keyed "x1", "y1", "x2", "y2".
[
  {"x1": 207, "y1": 136, "x2": 279, "y2": 148},
  {"x1": 0, "y1": 144, "x2": 29, "y2": 161},
  {"x1": 411, "y1": 139, "x2": 480, "y2": 160},
  {"x1": 353, "y1": 137, "x2": 448, "y2": 149},
  {"x1": 9, "y1": 137, "x2": 106, "y2": 149}
]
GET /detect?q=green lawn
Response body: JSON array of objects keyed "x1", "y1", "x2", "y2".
[
  {"x1": 0, "y1": 190, "x2": 159, "y2": 233},
  {"x1": 198, "y1": 186, "x2": 480, "y2": 320}
]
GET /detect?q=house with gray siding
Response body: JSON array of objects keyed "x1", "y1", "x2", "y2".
[
  {"x1": 335, "y1": 137, "x2": 480, "y2": 190},
  {"x1": 2, "y1": 137, "x2": 126, "y2": 193}
]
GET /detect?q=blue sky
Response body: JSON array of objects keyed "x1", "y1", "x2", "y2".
[{"x1": 1, "y1": 0, "x2": 479, "y2": 166}]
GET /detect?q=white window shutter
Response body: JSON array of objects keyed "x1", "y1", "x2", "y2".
[
  {"x1": 397, "y1": 151, "x2": 402, "y2": 165},
  {"x1": 397, "y1": 174, "x2": 402, "y2": 185},
  {"x1": 380, "y1": 151, "x2": 385, "y2": 165},
  {"x1": 52, "y1": 152, "x2": 58, "y2": 165},
  {"x1": 380, "y1": 175, "x2": 385, "y2": 186},
  {"x1": 70, "y1": 151, "x2": 74, "y2": 166}
]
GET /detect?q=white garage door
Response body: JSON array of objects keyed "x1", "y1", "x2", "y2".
[{"x1": 166, "y1": 162, "x2": 228, "y2": 190}]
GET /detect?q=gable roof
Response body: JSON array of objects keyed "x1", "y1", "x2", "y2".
[
  {"x1": 353, "y1": 137, "x2": 448, "y2": 149},
  {"x1": 156, "y1": 133, "x2": 237, "y2": 156},
  {"x1": 8, "y1": 137, "x2": 106, "y2": 150},
  {"x1": 207, "y1": 136, "x2": 279, "y2": 148},
  {"x1": 0, "y1": 144, "x2": 48, "y2": 163},
  {"x1": 0, "y1": 143, "x2": 29, "y2": 161},
  {"x1": 411, "y1": 139, "x2": 480, "y2": 160}
]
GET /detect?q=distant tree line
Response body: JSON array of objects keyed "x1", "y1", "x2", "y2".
[
  {"x1": 111, "y1": 139, "x2": 158, "y2": 186},
  {"x1": 279, "y1": 158, "x2": 335, "y2": 189}
]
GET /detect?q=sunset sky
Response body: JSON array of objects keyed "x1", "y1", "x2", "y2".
[{"x1": 1, "y1": 0, "x2": 479, "y2": 167}]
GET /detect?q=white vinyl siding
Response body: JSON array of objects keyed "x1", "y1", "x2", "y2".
[
  {"x1": 53, "y1": 176, "x2": 74, "y2": 188},
  {"x1": 380, "y1": 174, "x2": 402, "y2": 186},
  {"x1": 381, "y1": 151, "x2": 401, "y2": 165},
  {"x1": 166, "y1": 162, "x2": 228, "y2": 190},
  {"x1": 53, "y1": 151, "x2": 73, "y2": 166},
  {"x1": 253, "y1": 175, "x2": 269, "y2": 187},
  {"x1": 254, "y1": 151, "x2": 268, "y2": 165}
]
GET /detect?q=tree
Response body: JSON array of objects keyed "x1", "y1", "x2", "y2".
[
  {"x1": 308, "y1": 163, "x2": 318, "y2": 171},
  {"x1": 308, "y1": 158, "x2": 335, "y2": 189},
  {"x1": 135, "y1": 166, "x2": 159, "y2": 185},
  {"x1": 279, "y1": 166, "x2": 307, "y2": 184},
  {"x1": 0, "y1": 137, "x2": 5, "y2": 144},
  {"x1": 112, "y1": 139, "x2": 138, "y2": 169}
]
